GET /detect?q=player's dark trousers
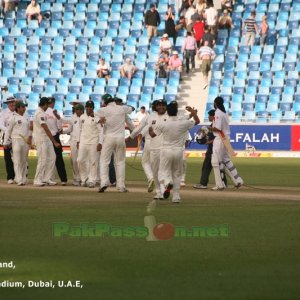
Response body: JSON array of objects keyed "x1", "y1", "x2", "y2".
[
  {"x1": 4, "y1": 146, "x2": 15, "y2": 180},
  {"x1": 109, "y1": 154, "x2": 116, "y2": 184},
  {"x1": 200, "y1": 154, "x2": 212, "y2": 186},
  {"x1": 53, "y1": 134, "x2": 67, "y2": 182},
  {"x1": 185, "y1": 50, "x2": 196, "y2": 73}
]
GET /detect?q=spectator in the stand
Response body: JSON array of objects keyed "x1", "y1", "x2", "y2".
[
  {"x1": 221, "y1": 0, "x2": 234, "y2": 13},
  {"x1": 0, "y1": 1, "x2": 3, "y2": 17},
  {"x1": 175, "y1": 16, "x2": 187, "y2": 32},
  {"x1": 182, "y1": 31, "x2": 197, "y2": 73},
  {"x1": 26, "y1": 0, "x2": 42, "y2": 23},
  {"x1": 157, "y1": 50, "x2": 170, "y2": 69},
  {"x1": 179, "y1": 0, "x2": 191, "y2": 16},
  {"x1": 259, "y1": 15, "x2": 268, "y2": 46},
  {"x1": 145, "y1": 3, "x2": 161, "y2": 43},
  {"x1": 120, "y1": 58, "x2": 137, "y2": 80},
  {"x1": 204, "y1": 2, "x2": 218, "y2": 34},
  {"x1": 168, "y1": 51, "x2": 183, "y2": 75},
  {"x1": 3, "y1": 0, "x2": 16, "y2": 14},
  {"x1": 193, "y1": 15, "x2": 205, "y2": 48},
  {"x1": 196, "y1": 0, "x2": 206, "y2": 15},
  {"x1": 135, "y1": 106, "x2": 149, "y2": 123},
  {"x1": 97, "y1": 58, "x2": 110, "y2": 82},
  {"x1": 242, "y1": 10, "x2": 258, "y2": 46},
  {"x1": 201, "y1": 26, "x2": 215, "y2": 47},
  {"x1": 165, "y1": 5, "x2": 177, "y2": 45},
  {"x1": 185, "y1": 2, "x2": 196, "y2": 32},
  {"x1": 159, "y1": 34, "x2": 172, "y2": 53},
  {"x1": 218, "y1": 9, "x2": 234, "y2": 29},
  {"x1": 198, "y1": 40, "x2": 216, "y2": 89}
]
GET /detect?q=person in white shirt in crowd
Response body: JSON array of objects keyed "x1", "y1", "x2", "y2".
[
  {"x1": 159, "y1": 33, "x2": 172, "y2": 53},
  {"x1": 53, "y1": 104, "x2": 84, "y2": 186},
  {"x1": 97, "y1": 58, "x2": 110, "y2": 82},
  {"x1": 3, "y1": 102, "x2": 32, "y2": 186},
  {"x1": 126, "y1": 100, "x2": 159, "y2": 194},
  {"x1": 3, "y1": 0, "x2": 16, "y2": 14},
  {"x1": 0, "y1": 96, "x2": 16, "y2": 184},
  {"x1": 134, "y1": 106, "x2": 149, "y2": 123},
  {"x1": 119, "y1": 58, "x2": 138, "y2": 81},
  {"x1": 33, "y1": 97, "x2": 61, "y2": 186},
  {"x1": 211, "y1": 97, "x2": 243, "y2": 191},
  {"x1": 26, "y1": 0, "x2": 42, "y2": 23},
  {"x1": 185, "y1": 3, "x2": 196, "y2": 32},
  {"x1": 77, "y1": 100, "x2": 102, "y2": 188},
  {"x1": 97, "y1": 94, "x2": 134, "y2": 193},
  {"x1": 204, "y1": 2, "x2": 218, "y2": 34},
  {"x1": 46, "y1": 97, "x2": 68, "y2": 185},
  {"x1": 149, "y1": 102, "x2": 200, "y2": 203}
]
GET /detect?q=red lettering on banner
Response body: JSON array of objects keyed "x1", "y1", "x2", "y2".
[{"x1": 291, "y1": 125, "x2": 300, "y2": 151}]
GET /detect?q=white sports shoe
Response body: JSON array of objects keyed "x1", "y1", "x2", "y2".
[
  {"x1": 211, "y1": 186, "x2": 224, "y2": 191},
  {"x1": 7, "y1": 179, "x2": 14, "y2": 184},
  {"x1": 172, "y1": 192, "x2": 181, "y2": 203},
  {"x1": 180, "y1": 181, "x2": 186, "y2": 187},
  {"x1": 193, "y1": 184, "x2": 207, "y2": 189},
  {"x1": 34, "y1": 182, "x2": 45, "y2": 187},
  {"x1": 172, "y1": 198, "x2": 181, "y2": 203},
  {"x1": 235, "y1": 181, "x2": 244, "y2": 189},
  {"x1": 47, "y1": 180, "x2": 57, "y2": 186},
  {"x1": 88, "y1": 182, "x2": 95, "y2": 188},
  {"x1": 61, "y1": 182, "x2": 67, "y2": 186},
  {"x1": 73, "y1": 181, "x2": 80, "y2": 186},
  {"x1": 118, "y1": 187, "x2": 128, "y2": 193}
]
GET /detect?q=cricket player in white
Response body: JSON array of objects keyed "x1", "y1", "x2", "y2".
[
  {"x1": 149, "y1": 102, "x2": 200, "y2": 203},
  {"x1": 54, "y1": 104, "x2": 84, "y2": 186},
  {"x1": 147, "y1": 100, "x2": 168, "y2": 199},
  {"x1": 211, "y1": 97, "x2": 243, "y2": 190},
  {"x1": 33, "y1": 97, "x2": 61, "y2": 186},
  {"x1": 98, "y1": 94, "x2": 133, "y2": 193},
  {"x1": 126, "y1": 100, "x2": 159, "y2": 193},
  {"x1": 46, "y1": 97, "x2": 68, "y2": 185},
  {"x1": 77, "y1": 100, "x2": 102, "y2": 188},
  {"x1": 3, "y1": 102, "x2": 32, "y2": 186},
  {"x1": 0, "y1": 96, "x2": 16, "y2": 183}
]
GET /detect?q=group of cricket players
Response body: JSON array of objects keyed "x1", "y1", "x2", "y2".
[{"x1": 0, "y1": 93, "x2": 243, "y2": 203}]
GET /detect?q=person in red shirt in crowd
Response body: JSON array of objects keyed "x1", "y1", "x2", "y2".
[{"x1": 193, "y1": 15, "x2": 205, "y2": 48}]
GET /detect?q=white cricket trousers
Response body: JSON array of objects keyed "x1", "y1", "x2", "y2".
[
  {"x1": 70, "y1": 140, "x2": 80, "y2": 183},
  {"x1": 100, "y1": 136, "x2": 126, "y2": 189},
  {"x1": 12, "y1": 138, "x2": 29, "y2": 184},
  {"x1": 142, "y1": 140, "x2": 153, "y2": 181},
  {"x1": 158, "y1": 147, "x2": 182, "y2": 195},
  {"x1": 150, "y1": 149, "x2": 163, "y2": 195},
  {"x1": 212, "y1": 136, "x2": 243, "y2": 188},
  {"x1": 34, "y1": 138, "x2": 56, "y2": 184},
  {"x1": 181, "y1": 149, "x2": 187, "y2": 182},
  {"x1": 77, "y1": 143, "x2": 100, "y2": 185}
]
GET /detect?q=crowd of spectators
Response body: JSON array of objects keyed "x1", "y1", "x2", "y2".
[{"x1": 145, "y1": 0, "x2": 269, "y2": 89}]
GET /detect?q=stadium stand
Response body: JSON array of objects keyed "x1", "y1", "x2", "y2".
[
  {"x1": 0, "y1": 0, "x2": 182, "y2": 118},
  {"x1": 0, "y1": 0, "x2": 299, "y2": 124},
  {"x1": 207, "y1": 0, "x2": 300, "y2": 123}
]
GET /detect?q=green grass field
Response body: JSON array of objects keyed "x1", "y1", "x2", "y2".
[{"x1": 0, "y1": 157, "x2": 300, "y2": 300}]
